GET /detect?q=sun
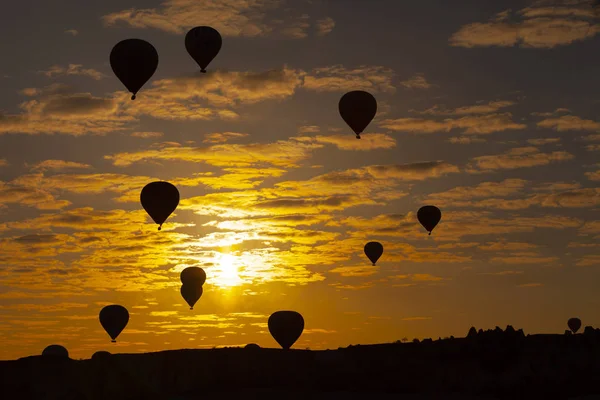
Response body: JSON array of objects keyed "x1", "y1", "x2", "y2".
[{"x1": 213, "y1": 253, "x2": 243, "y2": 288}]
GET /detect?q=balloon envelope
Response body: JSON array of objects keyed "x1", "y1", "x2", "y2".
[
  {"x1": 568, "y1": 317, "x2": 582, "y2": 334},
  {"x1": 339, "y1": 91, "x2": 377, "y2": 139},
  {"x1": 181, "y1": 284, "x2": 203, "y2": 309},
  {"x1": 140, "y1": 181, "x2": 180, "y2": 230},
  {"x1": 180, "y1": 266, "x2": 206, "y2": 286},
  {"x1": 364, "y1": 242, "x2": 383, "y2": 266},
  {"x1": 417, "y1": 205, "x2": 442, "y2": 235},
  {"x1": 91, "y1": 351, "x2": 111, "y2": 362},
  {"x1": 110, "y1": 39, "x2": 158, "y2": 100},
  {"x1": 42, "y1": 344, "x2": 69, "y2": 358},
  {"x1": 268, "y1": 311, "x2": 304, "y2": 350},
  {"x1": 185, "y1": 26, "x2": 222, "y2": 73},
  {"x1": 99, "y1": 305, "x2": 129, "y2": 342}
]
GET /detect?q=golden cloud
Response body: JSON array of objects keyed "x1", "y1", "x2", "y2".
[
  {"x1": 295, "y1": 133, "x2": 396, "y2": 151},
  {"x1": 39, "y1": 64, "x2": 105, "y2": 80},
  {"x1": 537, "y1": 115, "x2": 600, "y2": 131},
  {"x1": 450, "y1": 4, "x2": 599, "y2": 48},
  {"x1": 131, "y1": 131, "x2": 164, "y2": 138},
  {"x1": 105, "y1": 140, "x2": 322, "y2": 168},
  {"x1": 467, "y1": 147, "x2": 574, "y2": 173},
  {"x1": 418, "y1": 101, "x2": 516, "y2": 116},
  {"x1": 380, "y1": 114, "x2": 525, "y2": 135},
  {"x1": 102, "y1": 0, "x2": 334, "y2": 38},
  {"x1": 399, "y1": 73, "x2": 434, "y2": 90},
  {"x1": 303, "y1": 65, "x2": 396, "y2": 93},
  {"x1": 202, "y1": 132, "x2": 249, "y2": 144},
  {"x1": 30, "y1": 160, "x2": 92, "y2": 172}
]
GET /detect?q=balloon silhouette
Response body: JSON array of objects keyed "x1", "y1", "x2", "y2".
[
  {"x1": 91, "y1": 351, "x2": 111, "y2": 361},
  {"x1": 245, "y1": 343, "x2": 261, "y2": 350},
  {"x1": 185, "y1": 26, "x2": 222, "y2": 73},
  {"x1": 364, "y1": 242, "x2": 383, "y2": 266},
  {"x1": 110, "y1": 39, "x2": 158, "y2": 100},
  {"x1": 339, "y1": 91, "x2": 377, "y2": 139},
  {"x1": 568, "y1": 317, "x2": 582, "y2": 334},
  {"x1": 99, "y1": 305, "x2": 129, "y2": 343},
  {"x1": 42, "y1": 344, "x2": 69, "y2": 358},
  {"x1": 417, "y1": 205, "x2": 442, "y2": 235},
  {"x1": 268, "y1": 311, "x2": 304, "y2": 350},
  {"x1": 140, "y1": 181, "x2": 180, "y2": 231},
  {"x1": 181, "y1": 284, "x2": 203, "y2": 310},
  {"x1": 180, "y1": 266, "x2": 206, "y2": 286}
]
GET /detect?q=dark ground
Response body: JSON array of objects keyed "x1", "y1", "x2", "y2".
[{"x1": 2, "y1": 327, "x2": 600, "y2": 400}]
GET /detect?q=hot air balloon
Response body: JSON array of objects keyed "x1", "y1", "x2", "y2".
[
  {"x1": 245, "y1": 343, "x2": 261, "y2": 350},
  {"x1": 568, "y1": 317, "x2": 582, "y2": 334},
  {"x1": 339, "y1": 91, "x2": 377, "y2": 139},
  {"x1": 140, "y1": 181, "x2": 180, "y2": 231},
  {"x1": 181, "y1": 284, "x2": 203, "y2": 310},
  {"x1": 180, "y1": 266, "x2": 206, "y2": 286},
  {"x1": 417, "y1": 205, "x2": 442, "y2": 235},
  {"x1": 185, "y1": 26, "x2": 222, "y2": 73},
  {"x1": 364, "y1": 241, "x2": 383, "y2": 266},
  {"x1": 110, "y1": 39, "x2": 158, "y2": 100},
  {"x1": 99, "y1": 305, "x2": 129, "y2": 343},
  {"x1": 268, "y1": 311, "x2": 304, "y2": 350},
  {"x1": 42, "y1": 344, "x2": 69, "y2": 358},
  {"x1": 91, "y1": 351, "x2": 111, "y2": 361}
]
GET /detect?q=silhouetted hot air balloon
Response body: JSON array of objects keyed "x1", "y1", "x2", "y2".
[
  {"x1": 140, "y1": 181, "x2": 180, "y2": 231},
  {"x1": 99, "y1": 305, "x2": 129, "y2": 343},
  {"x1": 110, "y1": 39, "x2": 159, "y2": 100},
  {"x1": 91, "y1": 351, "x2": 111, "y2": 361},
  {"x1": 268, "y1": 311, "x2": 304, "y2": 350},
  {"x1": 42, "y1": 344, "x2": 69, "y2": 358},
  {"x1": 245, "y1": 343, "x2": 261, "y2": 350},
  {"x1": 181, "y1": 284, "x2": 203, "y2": 310},
  {"x1": 339, "y1": 91, "x2": 377, "y2": 139},
  {"x1": 568, "y1": 317, "x2": 582, "y2": 334},
  {"x1": 364, "y1": 241, "x2": 383, "y2": 266},
  {"x1": 417, "y1": 205, "x2": 442, "y2": 235},
  {"x1": 185, "y1": 26, "x2": 222, "y2": 73},
  {"x1": 180, "y1": 266, "x2": 206, "y2": 286}
]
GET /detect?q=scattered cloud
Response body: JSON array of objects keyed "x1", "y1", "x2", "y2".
[
  {"x1": 450, "y1": 3, "x2": 599, "y2": 48},
  {"x1": 315, "y1": 17, "x2": 335, "y2": 36},
  {"x1": 64, "y1": 29, "x2": 78, "y2": 36},
  {"x1": 381, "y1": 101, "x2": 524, "y2": 135},
  {"x1": 102, "y1": 0, "x2": 333, "y2": 39},
  {"x1": 527, "y1": 138, "x2": 561, "y2": 145},
  {"x1": 418, "y1": 101, "x2": 516, "y2": 116},
  {"x1": 364, "y1": 161, "x2": 459, "y2": 180},
  {"x1": 131, "y1": 131, "x2": 164, "y2": 139},
  {"x1": 467, "y1": 147, "x2": 574, "y2": 173},
  {"x1": 39, "y1": 64, "x2": 105, "y2": 80},
  {"x1": 427, "y1": 179, "x2": 528, "y2": 203},
  {"x1": 0, "y1": 85, "x2": 129, "y2": 136},
  {"x1": 400, "y1": 73, "x2": 434, "y2": 90},
  {"x1": 448, "y1": 136, "x2": 486, "y2": 144},
  {"x1": 30, "y1": 160, "x2": 92, "y2": 172},
  {"x1": 303, "y1": 65, "x2": 395, "y2": 93},
  {"x1": 105, "y1": 139, "x2": 322, "y2": 168},
  {"x1": 295, "y1": 133, "x2": 396, "y2": 151},
  {"x1": 537, "y1": 115, "x2": 600, "y2": 132},
  {"x1": 203, "y1": 132, "x2": 249, "y2": 144}
]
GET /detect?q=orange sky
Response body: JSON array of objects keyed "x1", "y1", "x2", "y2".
[{"x1": 1, "y1": 0, "x2": 600, "y2": 360}]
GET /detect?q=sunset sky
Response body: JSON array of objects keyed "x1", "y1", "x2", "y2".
[{"x1": 1, "y1": 0, "x2": 599, "y2": 360}]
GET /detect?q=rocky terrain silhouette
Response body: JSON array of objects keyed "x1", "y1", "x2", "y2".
[{"x1": 3, "y1": 326, "x2": 600, "y2": 399}]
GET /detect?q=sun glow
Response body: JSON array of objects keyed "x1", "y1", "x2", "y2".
[{"x1": 212, "y1": 253, "x2": 243, "y2": 288}]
